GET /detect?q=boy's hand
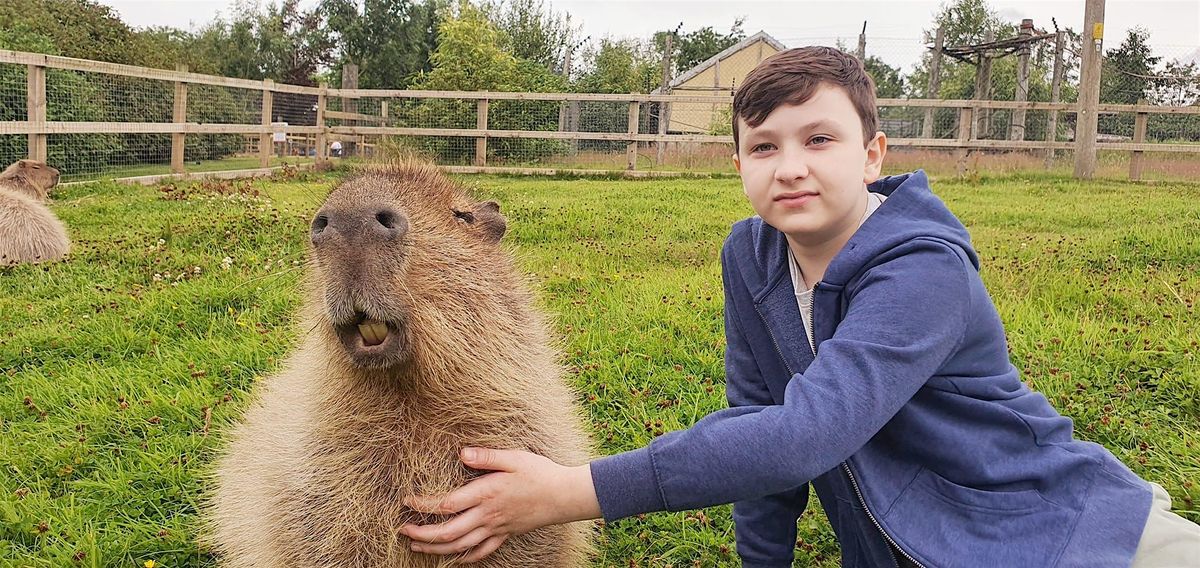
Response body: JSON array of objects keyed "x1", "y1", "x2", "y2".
[{"x1": 400, "y1": 447, "x2": 601, "y2": 563}]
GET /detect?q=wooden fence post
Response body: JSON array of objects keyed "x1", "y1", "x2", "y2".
[
  {"x1": 627, "y1": 97, "x2": 640, "y2": 171},
  {"x1": 260, "y1": 79, "x2": 273, "y2": 168},
  {"x1": 921, "y1": 27, "x2": 944, "y2": 139},
  {"x1": 1045, "y1": 30, "x2": 1066, "y2": 168},
  {"x1": 972, "y1": 30, "x2": 994, "y2": 140},
  {"x1": 171, "y1": 64, "x2": 188, "y2": 174},
  {"x1": 316, "y1": 82, "x2": 328, "y2": 164},
  {"x1": 956, "y1": 106, "x2": 973, "y2": 176},
  {"x1": 1130, "y1": 99, "x2": 1148, "y2": 181},
  {"x1": 1074, "y1": 0, "x2": 1106, "y2": 179},
  {"x1": 1011, "y1": 19, "x2": 1033, "y2": 141},
  {"x1": 26, "y1": 63, "x2": 47, "y2": 162},
  {"x1": 475, "y1": 95, "x2": 488, "y2": 167},
  {"x1": 856, "y1": 21, "x2": 867, "y2": 61}
]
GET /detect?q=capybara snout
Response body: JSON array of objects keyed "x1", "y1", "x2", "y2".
[{"x1": 311, "y1": 204, "x2": 409, "y2": 247}]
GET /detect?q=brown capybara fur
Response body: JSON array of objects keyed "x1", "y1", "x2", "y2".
[
  {"x1": 207, "y1": 160, "x2": 594, "y2": 567},
  {"x1": 0, "y1": 159, "x2": 68, "y2": 266}
]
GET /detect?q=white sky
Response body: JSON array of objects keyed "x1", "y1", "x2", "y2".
[{"x1": 104, "y1": 0, "x2": 1200, "y2": 73}]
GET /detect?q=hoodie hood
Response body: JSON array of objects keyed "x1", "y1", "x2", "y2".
[{"x1": 828, "y1": 169, "x2": 979, "y2": 284}]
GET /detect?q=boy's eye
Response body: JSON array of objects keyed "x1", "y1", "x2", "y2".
[
  {"x1": 809, "y1": 135, "x2": 831, "y2": 145},
  {"x1": 751, "y1": 143, "x2": 776, "y2": 153}
]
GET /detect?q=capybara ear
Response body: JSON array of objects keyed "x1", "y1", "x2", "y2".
[{"x1": 473, "y1": 201, "x2": 506, "y2": 243}]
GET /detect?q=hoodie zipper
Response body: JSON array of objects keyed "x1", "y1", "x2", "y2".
[
  {"x1": 842, "y1": 461, "x2": 924, "y2": 568},
  {"x1": 804, "y1": 283, "x2": 921, "y2": 568}
]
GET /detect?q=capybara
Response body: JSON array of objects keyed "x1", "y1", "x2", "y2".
[
  {"x1": 0, "y1": 159, "x2": 68, "y2": 266},
  {"x1": 207, "y1": 160, "x2": 594, "y2": 567}
]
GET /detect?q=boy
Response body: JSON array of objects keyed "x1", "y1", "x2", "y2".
[{"x1": 399, "y1": 47, "x2": 1200, "y2": 566}]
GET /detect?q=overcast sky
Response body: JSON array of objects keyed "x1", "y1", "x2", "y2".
[{"x1": 103, "y1": 0, "x2": 1200, "y2": 72}]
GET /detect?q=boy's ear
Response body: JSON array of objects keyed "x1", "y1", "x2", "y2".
[
  {"x1": 863, "y1": 131, "x2": 888, "y2": 184},
  {"x1": 732, "y1": 153, "x2": 741, "y2": 174}
]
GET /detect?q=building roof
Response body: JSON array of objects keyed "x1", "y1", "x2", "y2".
[{"x1": 652, "y1": 31, "x2": 787, "y2": 94}]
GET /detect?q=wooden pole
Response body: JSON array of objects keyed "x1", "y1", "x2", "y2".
[
  {"x1": 856, "y1": 21, "x2": 867, "y2": 61},
  {"x1": 26, "y1": 63, "x2": 47, "y2": 162},
  {"x1": 341, "y1": 63, "x2": 358, "y2": 157},
  {"x1": 956, "y1": 106, "x2": 973, "y2": 176},
  {"x1": 1130, "y1": 98, "x2": 1148, "y2": 180},
  {"x1": 1045, "y1": 30, "x2": 1066, "y2": 168},
  {"x1": 316, "y1": 82, "x2": 328, "y2": 164},
  {"x1": 260, "y1": 79, "x2": 273, "y2": 168},
  {"x1": 657, "y1": 31, "x2": 673, "y2": 166},
  {"x1": 1011, "y1": 19, "x2": 1033, "y2": 141},
  {"x1": 475, "y1": 95, "x2": 488, "y2": 166},
  {"x1": 1074, "y1": 0, "x2": 1106, "y2": 179},
  {"x1": 973, "y1": 30, "x2": 994, "y2": 139},
  {"x1": 922, "y1": 27, "x2": 944, "y2": 139},
  {"x1": 171, "y1": 64, "x2": 188, "y2": 174},
  {"x1": 627, "y1": 97, "x2": 639, "y2": 171}
]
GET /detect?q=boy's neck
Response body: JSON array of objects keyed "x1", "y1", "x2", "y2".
[{"x1": 785, "y1": 194, "x2": 871, "y2": 290}]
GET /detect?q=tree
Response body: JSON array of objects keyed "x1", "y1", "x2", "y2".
[
  {"x1": 483, "y1": 0, "x2": 579, "y2": 73},
  {"x1": 574, "y1": 38, "x2": 659, "y2": 94},
  {"x1": 1100, "y1": 27, "x2": 1161, "y2": 105},
  {"x1": 407, "y1": 1, "x2": 567, "y2": 162},
  {"x1": 322, "y1": 0, "x2": 441, "y2": 89},
  {"x1": 670, "y1": 19, "x2": 746, "y2": 74},
  {"x1": 0, "y1": 0, "x2": 144, "y2": 63},
  {"x1": 863, "y1": 56, "x2": 906, "y2": 99},
  {"x1": 906, "y1": 0, "x2": 1069, "y2": 139}
]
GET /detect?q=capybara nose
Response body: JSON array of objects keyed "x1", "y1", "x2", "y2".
[{"x1": 311, "y1": 206, "x2": 408, "y2": 246}]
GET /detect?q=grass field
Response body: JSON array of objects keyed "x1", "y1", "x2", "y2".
[
  {"x1": 2, "y1": 168, "x2": 1198, "y2": 567},
  {"x1": 61, "y1": 155, "x2": 317, "y2": 184}
]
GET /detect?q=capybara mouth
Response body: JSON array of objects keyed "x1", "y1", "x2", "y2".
[{"x1": 334, "y1": 312, "x2": 408, "y2": 368}]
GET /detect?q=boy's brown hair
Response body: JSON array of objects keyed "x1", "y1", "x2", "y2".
[{"x1": 732, "y1": 46, "x2": 879, "y2": 151}]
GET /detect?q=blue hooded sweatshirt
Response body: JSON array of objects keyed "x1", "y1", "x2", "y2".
[{"x1": 589, "y1": 171, "x2": 1152, "y2": 567}]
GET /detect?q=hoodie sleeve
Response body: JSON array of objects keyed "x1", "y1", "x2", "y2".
[
  {"x1": 720, "y1": 240, "x2": 808, "y2": 567},
  {"x1": 590, "y1": 238, "x2": 971, "y2": 518}
]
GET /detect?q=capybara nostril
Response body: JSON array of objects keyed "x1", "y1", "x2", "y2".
[{"x1": 371, "y1": 207, "x2": 407, "y2": 240}]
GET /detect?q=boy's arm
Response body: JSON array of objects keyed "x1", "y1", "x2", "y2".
[
  {"x1": 590, "y1": 239, "x2": 972, "y2": 516},
  {"x1": 723, "y1": 250, "x2": 809, "y2": 567}
]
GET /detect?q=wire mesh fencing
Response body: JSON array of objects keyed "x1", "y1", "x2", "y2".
[{"x1": 2, "y1": 29, "x2": 1198, "y2": 184}]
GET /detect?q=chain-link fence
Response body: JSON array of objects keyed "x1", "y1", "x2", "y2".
[{"x1": 2, "y1": 28, "x2": 1197, "y2": 183}]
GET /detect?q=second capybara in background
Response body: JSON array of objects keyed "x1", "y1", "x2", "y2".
[{"x1": 0, "y1": 159, "x2": 69, "y2": 266}]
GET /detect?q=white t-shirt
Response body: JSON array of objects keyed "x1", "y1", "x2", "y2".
[{"x1": 789, "y1": 192, "x2": 887, "y2": 354}]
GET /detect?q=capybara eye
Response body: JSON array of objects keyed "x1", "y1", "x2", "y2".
[{"x1": 453, "y1": 209, "x2": 474, "y2": 224}]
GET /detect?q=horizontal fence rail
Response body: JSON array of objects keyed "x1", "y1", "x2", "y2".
[{"x1": 3, "y1": 49, "x2": 1198, "y2": 182}]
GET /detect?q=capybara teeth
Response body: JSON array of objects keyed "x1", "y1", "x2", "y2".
[{"x1": 358, "y1": 319, "x2": 388, "y2": 346}]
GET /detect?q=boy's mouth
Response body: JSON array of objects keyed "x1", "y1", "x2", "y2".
[{"x1": 775, "y1": 191, "x2": 818, "y2": 206}]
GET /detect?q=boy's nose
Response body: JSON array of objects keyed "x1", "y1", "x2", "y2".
[{"x1": 774, "y1": 149, "x2": 810, "y2": 182}]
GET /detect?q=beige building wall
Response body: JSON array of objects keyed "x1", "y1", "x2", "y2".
[{"x1": 669, "y1": 39, "x2": 782, "y2": 134}]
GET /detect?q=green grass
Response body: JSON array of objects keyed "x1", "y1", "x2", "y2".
[
  {"x1": 63, "y1": 155, "x2": 316, "y2": 183},
  {"x1": 2, "y1": 170, "x2": 1198, "y2": 567}
]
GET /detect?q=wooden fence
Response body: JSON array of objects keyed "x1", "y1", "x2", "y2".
[{"x1": 2, "y1": 49, "x2": 1199, "y2": 181}]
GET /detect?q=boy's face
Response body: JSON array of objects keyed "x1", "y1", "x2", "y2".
[{"x1": 732, "y1": 84, "x2": 886, "y2": 247}]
